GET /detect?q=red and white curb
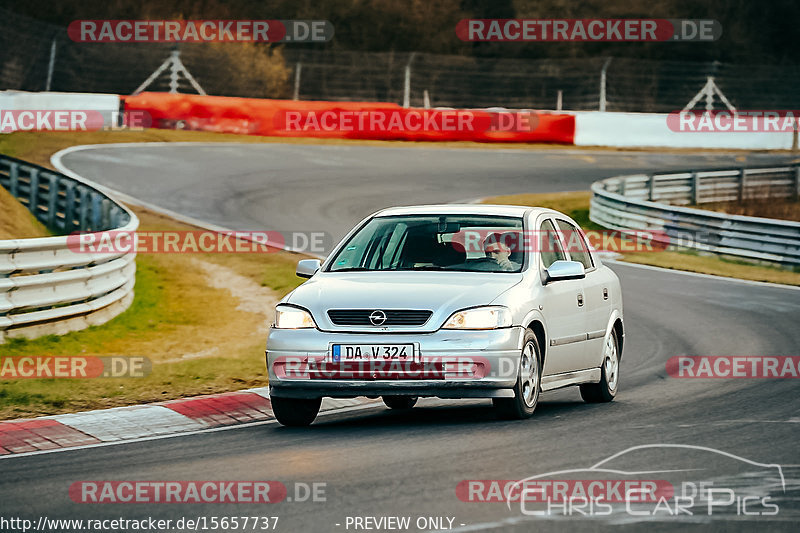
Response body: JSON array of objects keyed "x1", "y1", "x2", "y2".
[{"x1": 0, "y1": 388, "x2": 375, "y2": 457}]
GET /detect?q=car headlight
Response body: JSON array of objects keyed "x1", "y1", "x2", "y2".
[
  {"x1": 443, "y1": 306, "x2": 512, "y2": 330},
  {"x1": 274, "y1": 305, "x2": 316, "y2": 329}
]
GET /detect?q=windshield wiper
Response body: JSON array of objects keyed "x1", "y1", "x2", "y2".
[{"x1": 329, "y1": 267, "x2": 373, "y2": 272}]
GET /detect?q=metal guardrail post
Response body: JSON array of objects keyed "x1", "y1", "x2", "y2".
[
  {"x1": 79, "y1": 187, "x2": 90, "y2": 232},
  {"x1": 738, "y1": 167, "x2": 746, "y2": 203},
  {"x1": 91, "y1": 193, "x2": 102, "y2": 229},
  {"x1": 47, "y1": 173, "x2": 58, "y2": 228},
  {"x1": 648, "y1": 174, "x2": 656, "y2": 201},
  {"x1": 690, "y1": 172, "x2": 699, "y2": 205},
  {"x1": 64, "y1": 182, "x2": 76, "y2": 233},
  {"x1": 9, "y1": 162, "x2": 19, "y2": 196},
  {"x1": 101, "y1": 198, "x2": 111, "y2": 228},
  {"x1": 29, "y1": 167, "x2": 39, "y2": 214},
  {"x1": 110, "y1": 205, "x2": 121, "y2": 228},
  {"x1": 795, "y1": 166, "x2": 800, "y2": 201},
  {"x1": 618, "y1": 178, "x2": 626, "y2": 195}
]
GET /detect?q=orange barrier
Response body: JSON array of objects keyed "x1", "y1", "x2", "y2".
[{"x1": 123, "y1": 93, "x2": 576, "y2": 144}]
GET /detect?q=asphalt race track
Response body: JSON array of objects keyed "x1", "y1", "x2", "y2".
[
  {"x1": 53, "y1": 143, "x2": 797, "y2": 245},
  {"x1": 2, "y1": 144, "x2": 799, "y2": 532}
]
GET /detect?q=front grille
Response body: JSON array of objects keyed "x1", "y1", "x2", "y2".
[{"x1": 327, "y1": 309, "x2": 433, "y2": 326}]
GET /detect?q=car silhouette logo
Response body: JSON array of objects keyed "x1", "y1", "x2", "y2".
[{"x1": 369, "y1": 310, "x2": 387, "y2": 326}]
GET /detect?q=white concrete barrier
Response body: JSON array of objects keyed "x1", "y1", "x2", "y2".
[
  {"x1": 0, "y1": 91, "x2": 121, "y2": 132},
  {"x1": 574, "y1": 111, "x2": 794, "y2": 150}
]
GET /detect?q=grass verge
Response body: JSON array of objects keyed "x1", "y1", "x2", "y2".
[
  {"x1": 0, "y1": 186, "x2": 51, "y2": 239},
  {"x1": 485, "y1": 191, "x2": 800, "y2": 286},
  {"x1": 0, "y1": 131, "x2": 313, "y2": 419},
  {"x1": 0, "y1": 206, "x2": 307, "y2": 420}
]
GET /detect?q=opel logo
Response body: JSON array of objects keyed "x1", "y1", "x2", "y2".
[{"x1": 369, "y1": 310, "x2": 387, "y2": 326}]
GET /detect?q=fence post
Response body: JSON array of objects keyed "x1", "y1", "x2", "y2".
[
  {"x1": 648, "y1": 174, "x2": 656, "y2": 201},
  {"x1": 45, "y1": 37, "x2": 57, "y2": 91},
  {"x1": 599, "y1": 58, "x2": 612, "y2": 111},
  {"x1": 618, "y1": 178, "x2": 626, "y2": 196},
  {"x1": 403, "y1": 52, "x2": 416, "y2": 108},
  {"x1": 169, "y1": 49, "x2": 180, "y2": 93},
  {"x1": 690, "y1": 172, "x2": 699, "y2": 204},
  {"x1": 556, "y1": 90, "x2": 563, "y2": 111},
  {"x1": 292, "y1": 62, "x2": 302, "y2": 101},
  {"x1": 738, "y1": 167, "x2": 746, "y2": 203}
]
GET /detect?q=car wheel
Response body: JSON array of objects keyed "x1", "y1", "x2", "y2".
[
  {"x1": 493, "y1": 330, "x2": 541, "y2": 420},
  {"x1": 270, "y1": 396, "x2": 322, "y2": 426},
  {"x1": 580, "y1": 331, "x2": 620, "y2": 403},
  {"x1": 382, "y1": 395, "x2": 418, "y2": 409}
]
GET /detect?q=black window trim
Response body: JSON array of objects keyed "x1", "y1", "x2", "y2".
[{"x1": 552, "y1": 215, "x2": 597, "y2": 273}]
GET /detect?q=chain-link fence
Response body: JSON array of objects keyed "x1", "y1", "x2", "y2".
[{"x1": 2, "y1": 7, "x2": 800, "y2": 112}]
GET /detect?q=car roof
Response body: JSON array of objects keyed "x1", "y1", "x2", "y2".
[{"x1": 374, "y1": 204, "x2": 561, "y2": 218}]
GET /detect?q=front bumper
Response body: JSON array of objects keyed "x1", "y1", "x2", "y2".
[{"x1": 266, "y1": 326, "x2": 524, "y2": 399}]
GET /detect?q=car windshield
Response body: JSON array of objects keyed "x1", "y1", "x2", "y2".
[{"x1": 327, "y1": 214, "x2": 525, "y2": 273}]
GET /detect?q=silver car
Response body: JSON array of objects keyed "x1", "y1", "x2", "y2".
[{"x1": 266, "y1": 205, "x2": 623, "y2": 426}]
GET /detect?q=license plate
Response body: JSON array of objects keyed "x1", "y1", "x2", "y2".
[{"x1": 330, "y1": 344, "x2": 417, "y2": 363}]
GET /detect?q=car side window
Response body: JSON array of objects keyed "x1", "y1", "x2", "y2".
[
  {"x1": 539, "y1": 219, "x2": 566, "y2": 269},
  {"x1": 556, "y1": 219, "x2": 594, "y2": 270}
]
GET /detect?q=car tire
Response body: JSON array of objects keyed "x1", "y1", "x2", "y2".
[
  {"x1": 271, "y1": 396, "x2": 322, "y2": 426},
  {"x1": 580, "y1": 331, "x2": 620, "y2": 403},
  {"x1": 493, "y1": 330, "x2": 541, "y2": 420},
  {"x1": 382, "y1": 395, "x2": 418, "y2": 409}
]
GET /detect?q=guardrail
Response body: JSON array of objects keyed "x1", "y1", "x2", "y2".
[
  {"x1": 0, "y1": 154, "x2": 138, "y2": 343},
  {"x1": 590, "y1": 165, "x2": 800, "y2": 266}
]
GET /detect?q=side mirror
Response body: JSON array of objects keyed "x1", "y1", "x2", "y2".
[
  {"x1": 545, "y1": 260, "x2": 585, "y2": 284},
  {"x1": 296, "y1": 259, "x2": 321, "y2": 278}
]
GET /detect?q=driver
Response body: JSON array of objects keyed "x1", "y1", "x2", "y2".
[{"x1": 484, "y1": 236, "x2": 521, "y2": 271}]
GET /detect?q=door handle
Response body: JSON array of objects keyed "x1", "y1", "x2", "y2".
[
  {"x1": 603, "y1": 288, "x2": 609, "y2": 300},
  {"x1": 577, "y1": 293, "x2": 584, "y2": 307}
]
